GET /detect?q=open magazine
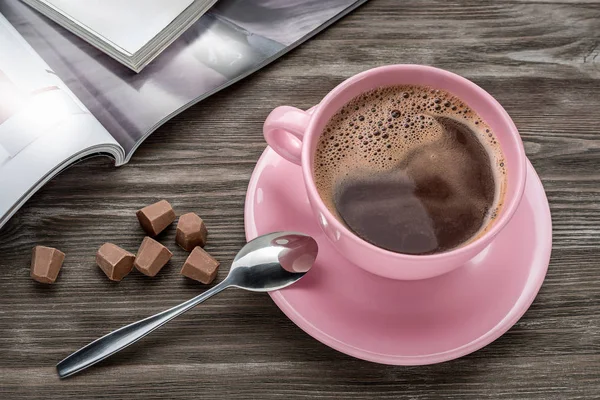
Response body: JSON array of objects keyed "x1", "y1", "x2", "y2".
[{"x1": 0, "y1": 0, "x2": 368, "y2": 229}]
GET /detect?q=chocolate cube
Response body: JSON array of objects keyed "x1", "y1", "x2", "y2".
[
  {"x1": 96, "y1": 243, "x2": 135, "y2": 281},
  {"x1": 136, "y1": 200, "x2": 176, "y2": 236},
  {"x1": 31, "y1": 246, "x2": 65, "y2": 284},
  {"x1": 180, "y1": 247, "x2": 220, "y2": 284},
  {"x1": 176, "y1": 212, "x2": 208, "y2": 251},
  {"x1": 134, "y1": 236, "x2": 173, "y2": 277}
]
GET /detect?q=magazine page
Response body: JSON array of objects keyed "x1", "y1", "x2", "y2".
[
  {"x1": 0, "y1": 0, "x2": 366, "y2": 157},
  {"x1": 0, "y1": 14, "x2": 121, "y2": 228}
]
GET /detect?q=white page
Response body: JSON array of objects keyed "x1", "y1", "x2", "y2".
[
  {"x1": 0, "y1": 14, "x2": 119, "y2": 226},
  {"x1": 42, "y1": 0, "x2": 195, "y2": 54}
]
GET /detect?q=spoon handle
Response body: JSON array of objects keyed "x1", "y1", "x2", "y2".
[{"x1": 56, "y1": 280, "x2": 230, "y2": 379}]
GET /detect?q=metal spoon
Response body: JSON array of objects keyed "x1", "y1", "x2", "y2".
[{"x1": 56, "y1": 232, "x2": 318, "y2": 379}]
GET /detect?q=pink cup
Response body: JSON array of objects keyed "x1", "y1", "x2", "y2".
[{"x1": 263, "y1": 65, "x2": 527, "y2": 280}]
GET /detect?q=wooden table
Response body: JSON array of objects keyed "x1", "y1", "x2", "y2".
[{"x1": 1, "y1": 1, "x2": 599, "y2": 398}]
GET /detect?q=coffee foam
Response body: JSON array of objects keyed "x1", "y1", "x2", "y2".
[{"x1": 314, "y1": 84, "x2": 507, "y2": 246}]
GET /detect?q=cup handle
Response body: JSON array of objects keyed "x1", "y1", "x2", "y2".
[{"x1": 263, "y1": 106, "x2": 311, "y2": 165}]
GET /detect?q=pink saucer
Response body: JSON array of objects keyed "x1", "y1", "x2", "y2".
[{"x1": 244, "y1": 146, "x2": 551, "y2": 365}]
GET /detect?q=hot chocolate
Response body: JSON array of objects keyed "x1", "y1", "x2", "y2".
[{"x1": 314, "y1": 85, "x2": 506, "y2": 255}]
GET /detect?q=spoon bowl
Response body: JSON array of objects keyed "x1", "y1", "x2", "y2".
[{"x1": 228, "y1": 232, "x2": 318, "y2": 291}]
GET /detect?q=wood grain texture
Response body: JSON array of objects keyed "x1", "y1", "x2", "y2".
[{"x1": 1, "y1": 0, "x2": 600, "y2": 398}]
